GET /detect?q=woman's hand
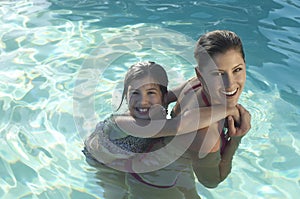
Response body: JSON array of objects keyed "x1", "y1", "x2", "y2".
[
  {"x1": 227, "y1": 104, "x2": 251, "y2": 139},
  {"x1": 228, "y1": 105, "x2": 241, "y2": 127}
]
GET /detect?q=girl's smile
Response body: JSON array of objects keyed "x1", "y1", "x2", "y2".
[{"x1": 127, "y1": 76, "x2": 164, "y2": 119}]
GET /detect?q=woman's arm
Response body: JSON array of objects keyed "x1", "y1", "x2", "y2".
[
  {"x1": 191, "y1": 136, "x2": 241, "y2": 188},
  {"x1": 114, "y1": 105, "x2": 237, "y2": 138},
  {"x1": 191, "y1": 105, "x2": 251, "y2": 188}
]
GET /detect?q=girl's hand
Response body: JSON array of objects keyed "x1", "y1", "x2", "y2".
[
  {"x1": 149, "y1": 104, "x2": 167, "y2": 120},
  {"x1": 227, "y1": 104, "x2": 251, "y2": 138}
]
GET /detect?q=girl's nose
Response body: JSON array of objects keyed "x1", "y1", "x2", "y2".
[{"x1": 140, "y1": 94, "x2": 149, "y2": 105}]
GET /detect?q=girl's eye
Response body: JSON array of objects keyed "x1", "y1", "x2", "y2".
[
  {"x1": 131, "y1": 91, "x2": 139, "y2": 95},
  {"x1": 148, "y1": 91, "x2": 157, "y2": 95}
]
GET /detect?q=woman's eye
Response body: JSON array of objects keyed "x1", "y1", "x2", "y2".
[
  {"x1": 234, "y1": 68, "x2": 242, "y2": 73},
  {"x1": 212, "y1": 72, "x2": 223, "y2": 76}
]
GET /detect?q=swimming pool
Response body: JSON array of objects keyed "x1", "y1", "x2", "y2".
[{"x1": 0, "y1": 0, "x2": 299, "y2": 198}]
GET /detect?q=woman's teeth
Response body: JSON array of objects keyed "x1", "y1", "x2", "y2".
[{"x1": 222, "y1": 88, "x2": 238, "y2": 96}]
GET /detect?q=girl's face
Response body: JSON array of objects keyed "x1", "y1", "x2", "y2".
[
  {"x1": 126, "y1": 76, "x2": 164, "y2": 119},
  {"x1": 197, "y1": 49, "x2": 246, "y2": 108}
]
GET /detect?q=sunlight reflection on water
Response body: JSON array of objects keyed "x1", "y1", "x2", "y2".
[{"x1": 0, "y1": 0, "x2": 299, "y2": 198}]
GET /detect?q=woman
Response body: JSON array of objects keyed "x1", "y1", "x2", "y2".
[{"x1": 170, "y1": 30, "x2": 251, "y2": 188}]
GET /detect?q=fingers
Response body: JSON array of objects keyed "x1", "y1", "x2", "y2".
[
  {"x1": 227, "y1": 104, "x2": 251, "y2": 138},
  {"x1": 237, "y1": 104, "x2": 251, "y2": 134},
  {"x1": 236, "y1": 104, "x2": 246, "y2": 113},
  {"x1": 231, "y1": 106, "x2": 241, "y2": 126},
  {"x1": 227, "y1": 116, "x2": 236, "y2": 136},
  {"x1": 237, "y1": 104, "x2": 252, "y2": 119},
  {"x1": 149, "y1": 104, "x2": 167, "y2": 119}
]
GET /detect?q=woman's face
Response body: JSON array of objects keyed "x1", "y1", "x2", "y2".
[
  {"x1": 198, "y1": 49, "x2": 246, "y2": 108},
  {"x1": 126, "y1": 76, "x2": 164, "y2": 119}
]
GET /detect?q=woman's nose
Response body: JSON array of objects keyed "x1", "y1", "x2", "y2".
[{"x1": 223, "y1": 74, "x2": 234, "y2": 88}]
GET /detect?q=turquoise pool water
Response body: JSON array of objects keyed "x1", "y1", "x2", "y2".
[{"x1": 1, "y1": 0, "x2": 299, "y2": 198}]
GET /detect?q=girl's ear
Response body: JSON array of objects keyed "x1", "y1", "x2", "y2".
[
  {"x1": 162, "y1": 92, "x2": 169, "y2": 116},
  {"x1": 163, "y1": 92, "x2": 168, "y2": 106}
]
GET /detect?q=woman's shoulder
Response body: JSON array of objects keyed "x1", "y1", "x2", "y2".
[{"x1": 171, "y1": 77, "x2": 206, "y2": 116}]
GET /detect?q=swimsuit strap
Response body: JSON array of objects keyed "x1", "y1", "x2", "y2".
[
  {"x1": 219, "y1": 125, "x2": 228, "y2": 155},
  {"x1": 201, "y1": 90, "x2": 210, "y2": 106},
  {"x1": 183, "y1": 82, "x2": 202, "y2": 95},
  {"x1": 200, "y1": 90, "x2": 228, "y2": 155}
]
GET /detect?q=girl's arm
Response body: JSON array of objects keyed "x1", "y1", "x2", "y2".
[
  {"x1": 166, "y1": 81, "x2": 188, "y2": 104},
  {"x1": 114, "y1": 105, "x2": 238, "y2": 138},
  {"x1": 166, "y1": 77, "x2": 198, "y2": 104}
]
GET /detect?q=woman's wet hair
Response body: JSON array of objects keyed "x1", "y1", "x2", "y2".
[
  {"x1": 194, "y1": 30, "x2": 245, "y2": 69},
  {"x1": 116, "y1": 61, "x2": 168, "y2": 111}
]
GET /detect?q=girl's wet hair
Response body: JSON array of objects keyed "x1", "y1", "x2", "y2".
[
  {"x1": 194, "y1": 30, "x2": 245, "y2": 69},
  {"x1": 116, "y1": 61, "x2": 168, "y2": 111}
]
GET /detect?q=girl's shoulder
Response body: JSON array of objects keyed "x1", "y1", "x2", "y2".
[
  {"x1": 84, "y1": 114, "x2": 135, "y2": 159},
  {"x1": 94, "y1": 113, "x2": 129, "y2": 129}
]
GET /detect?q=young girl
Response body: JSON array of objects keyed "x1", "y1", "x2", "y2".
[{"x1": 83, "y1": 61, "x2": 239, "y2": 198}]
